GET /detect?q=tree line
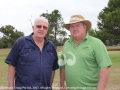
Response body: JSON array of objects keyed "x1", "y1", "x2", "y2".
[
  {"x1": 0, "y1": 25, "x2": 24, "y2": 48},
  {"x1": 0, "y1": 0, "x2": 120, "y2": 48}
]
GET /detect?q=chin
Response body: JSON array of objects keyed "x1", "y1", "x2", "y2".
[
  {"x1": 73, "y1": 34, "x2": 79, "y2": 38},
  {"x1": 37, "y1": 35, "x2": 44, "y2": 38}
]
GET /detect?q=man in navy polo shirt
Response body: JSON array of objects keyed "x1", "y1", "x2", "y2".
[{"x1": 5, "y1": 17, "x2": 59, "y2": 90}]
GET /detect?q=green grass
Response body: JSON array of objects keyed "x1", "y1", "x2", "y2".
[
  {"x1": 106, "y1": 51, "x2": 120, "y2": 90},
  {"x1": 0, "y1": 49, "x2": 10, "y2": 87},
  {"x1": 108, "y1": 51, "x2": 120, "y2": 64},
  {"x1": 0, "y1": 54, "x2": 8, "y2": 57},
  {"x1": 0, "y1": 48, "x2": 120, "y2": 90}
]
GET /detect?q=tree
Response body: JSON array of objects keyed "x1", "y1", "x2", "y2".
[
  {"x1": 0, "y1": 25, "x2": 24, "y2": 48},
  {"x1": 97, "y1": 0, "x2": 120, "y2": 44},
  {"x1": 88, "y1": 28, "x2": 97, "y2": 37},
  {"x1": 40, "y1": 9, "x2": 67, "y2": 46},
  {"x1": 88, "y1": 28, "x2": 113, "y2": 45}
]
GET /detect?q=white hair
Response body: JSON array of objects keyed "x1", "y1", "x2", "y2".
[{"x1": 34, "y1": 17, "x2": 49, "y2": 26}]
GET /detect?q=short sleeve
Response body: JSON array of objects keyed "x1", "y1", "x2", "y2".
[
  {"x1": 52, "y1": 44, "x2": 59, "y2": 71},
  {"x1": 93, "y1": 40, "x2": 113, "y2": 68},
  {"x1": 5, "y1": 39, "x2": 20, "y2": 67}
]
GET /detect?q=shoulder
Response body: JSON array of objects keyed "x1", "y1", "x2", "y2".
[
  {"x1": 49, "y1": 41, "x2": 55, "y2": 46},
  {"x1": 89, "y1": 36, "x2": 104, "y2": 45},
  {"x1": 16, "y1": 36, "x2": 26, "y2": 42},
  {"x1": 89, "y1": 36, "x2": 106, "y2": 51},
  {"x1": 47, "y1": 40, "x2": 55, "y2": 47},
  {"x1": 63, "y1": 39, "x2": 70, "y2": 46},
  {"x1": 14, "y1": 36, "x2": 29, "y2": 47},
  {"x1": 46, "y1": 39, "x2": 56, "y2": 50}
]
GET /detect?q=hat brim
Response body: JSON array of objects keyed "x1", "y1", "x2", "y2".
[{"x1": 63, "y1": 20, "x2": 91, "y2": 31}]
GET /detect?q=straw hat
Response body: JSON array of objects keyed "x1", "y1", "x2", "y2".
[{"x1": 63, "y1": 15, "x2": 92, "y2": 31}]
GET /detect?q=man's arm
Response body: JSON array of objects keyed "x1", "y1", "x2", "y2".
[
  {"x1": 51, "y1": 71, "x2": 55, "y2": 86},
  {"x1": 97, "y1": 66, "x2": 110, "y2": 90},
  {"x1": 8, "y1": 64, "x2": 15, "y2": 90},
  {"x1": 60, "y1": 68, "x2": 66, "y2": 90}
]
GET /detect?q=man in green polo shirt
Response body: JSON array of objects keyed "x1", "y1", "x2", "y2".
[{"x1": 59, "y1": 15, "x2": 112, "y2": 90}]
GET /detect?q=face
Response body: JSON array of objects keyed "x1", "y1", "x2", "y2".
[
  {"x1": 32, "y1": 19, "x2": 48, "y2": 38},
  {"x1": 69, "y1": 22, "x2": 87, "y2": 39}
]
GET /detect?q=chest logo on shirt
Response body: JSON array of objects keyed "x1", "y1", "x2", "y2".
[
  {"x1": 58, "y1": 51, "x2": 76, "y2": 66},
  {"x1": 82, "y1": 46, "x2": 89, "y2": 49}
]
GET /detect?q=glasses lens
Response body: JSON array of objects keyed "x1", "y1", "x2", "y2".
[
  {"x1": 36, "y1": 25, "x2": 48, "y2": 30},
  {"x1": 36, "y1": 25, "x2": 41, "y2": 28}
]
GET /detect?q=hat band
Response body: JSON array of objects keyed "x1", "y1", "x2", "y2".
[
  {"x1": 70, "y1": 20, "x2": 82, "y2": 22},
  {"x1": 70, "y1": 17, "x2": 84, "y2": 22},
  {"x1": 69, "y1": 19, "x2": 84, "y2": 24}
]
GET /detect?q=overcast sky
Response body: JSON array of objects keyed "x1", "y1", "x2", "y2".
[{"x1": 0, "y1": 0, "x2": 109, "y2": 36}]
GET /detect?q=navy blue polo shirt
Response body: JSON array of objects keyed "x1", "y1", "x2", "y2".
[{"x1": 5, "y1": 33, "x2": 59, "y2": 90}]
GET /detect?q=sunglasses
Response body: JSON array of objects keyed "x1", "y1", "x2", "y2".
[{"x1": 36, "y1": 25, "x2": 48, "y2": 30}]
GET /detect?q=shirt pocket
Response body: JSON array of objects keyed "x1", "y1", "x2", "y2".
[
  {"x1": 20, "y1": 46, "x2": 36, "y2": 62},
  {"x1": 43, "y1": 50, "x2": 55, "y2": 68}
]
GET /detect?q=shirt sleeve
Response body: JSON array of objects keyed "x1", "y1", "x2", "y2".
[
  {"x1": 5, "y1": 39, "x2": 20, "y2": 67},
  {"x1": 52, "y1": 45, "x2": 59, "y2": 71},
  {"x1": 93, "y1": 40, "x2": 113, "y2": 68}
]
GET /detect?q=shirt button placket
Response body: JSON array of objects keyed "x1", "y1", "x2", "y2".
[{"x1": 39, "y1": 50, "x2": 43, "y2": 87}]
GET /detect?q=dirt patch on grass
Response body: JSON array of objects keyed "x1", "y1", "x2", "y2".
[
  {"x1": 106, "y1": 46, "x2": 120, "y2": 51},
  {"x1": 57, "y1": 46, "x2": 120, "y2": 51}
]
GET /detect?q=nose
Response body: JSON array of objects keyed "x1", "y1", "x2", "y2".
[{"x1": 40, "y1": 26, "x2": 44, "y2": 31}]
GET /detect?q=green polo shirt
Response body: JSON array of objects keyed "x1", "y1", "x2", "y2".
[{"x1": 59, "y1": 33, "x2": 112, "y2": 90}]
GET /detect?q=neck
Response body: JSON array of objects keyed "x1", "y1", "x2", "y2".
[
  {"x1": 32, "y1": 35, "x2": 45, "y2": 50},
  {"x1": 32, "y1": 34, "x2": 44, "y2": 43},
  {"x1": 73, "y1": 37, "x2": 82, "y2": 46},
  {"x1": 73, "y1": 33, "x2": 86, "y2": 46}
]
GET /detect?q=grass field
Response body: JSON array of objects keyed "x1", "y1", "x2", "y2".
[{"x1": 0, "y1": 47, "x2": 120, "y2": 90}]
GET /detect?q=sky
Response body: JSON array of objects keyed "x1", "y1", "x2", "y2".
[{"x1": 0, "y1": 0, "x2": 109, "y2": 36}]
